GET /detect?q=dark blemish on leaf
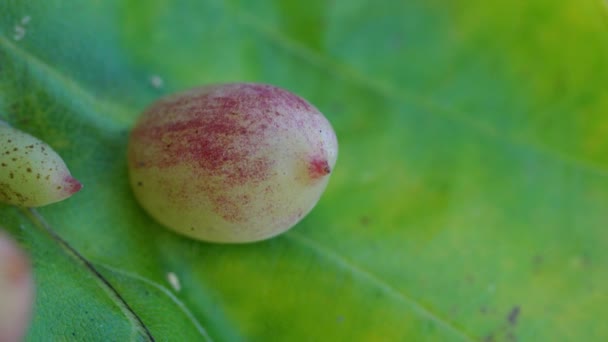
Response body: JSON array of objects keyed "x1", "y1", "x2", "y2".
[
  {"x1": 26, "y1": 167, "x2": 31, "y2": 173},
  {"x1": 450, "y1": 305, "x2": 460, "y2": 317},
  {"x1": 9, "y1": 172, "x2": 14, "y2": 179},
  {"x1": 507, "y1": 306, "x2": 520, "y2": 326},
  {"x1": 532, "y1": 254, "x2": 543, "y2": 266},
  {"x1": 577, "y1": 254, "x2": 592, "y2": 268},
  {"x1": 483, "y1": 334, "x2": 495, "y2": 342},
  {"x1": 190, "y1": 227, "x2": 195, "y2": 231},
  {"x1": 532, "y1": 254, "x2": 544, "y2": 273},
  {"x1": 360, "y1": 216, "x2": 370, "y2": 226},
  {"x1": 137, "y1": 181, "x2": 143, "y2": 187}
]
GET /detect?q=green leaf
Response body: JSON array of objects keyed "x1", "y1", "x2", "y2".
[{"x1": 1, "y1": 0, "x2": 607, "y2": 340}]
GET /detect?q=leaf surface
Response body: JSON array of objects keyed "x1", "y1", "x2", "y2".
[{"x1": 1, "y1": 0, "x2": 607, "y2": 341}]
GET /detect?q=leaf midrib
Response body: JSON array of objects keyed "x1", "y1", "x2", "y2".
[
  {"x1": 94, "y1": 262, "x2": 212, "y2": 341},
  {"x1": 0, "y1": 36, "x2": 132, "y2": 131},
  {"x1": 23, "y1": 208, "x2": 154, "y2": 342}
]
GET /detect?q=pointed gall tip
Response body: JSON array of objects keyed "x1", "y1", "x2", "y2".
[
  {"x1": 63, "y1": 175, "x2": 83, "y2": 195},
  {"x1": 308, "y1": 158, "x2": 331, "y2": 180}
]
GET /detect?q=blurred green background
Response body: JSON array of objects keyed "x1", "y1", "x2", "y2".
[{"x1": 1, "y1": 0, "x2": 607, "y2": 340}]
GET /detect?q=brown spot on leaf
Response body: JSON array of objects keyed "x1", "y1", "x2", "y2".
[
  {"x1": 360, "y1": 216, "x2": 370, "y2": 226},
  {"x1": 507, "y1": 306, "x2": 520, "y2": 326}
]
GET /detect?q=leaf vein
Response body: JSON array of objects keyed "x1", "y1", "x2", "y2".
[
  {"x1": 0, "y1": 35, "x2": 131, "y2": 129},
  {"x1": 286, "y1": 232, "x2": 476, "y2": 342},
  {"x1": 23, "y1": 208, "x2": 155, "y2": 342},
  {"x1": 95, "y1": 262, "x2": 214, "y2": 342}
]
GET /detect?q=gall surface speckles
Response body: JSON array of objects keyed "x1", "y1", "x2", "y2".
[
  {"x1": 128, "y1": 83, "x2": 338, "y2": 243},
  {"x1": 0, "y1": 121, "x2": 82, "y2": 207}
]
